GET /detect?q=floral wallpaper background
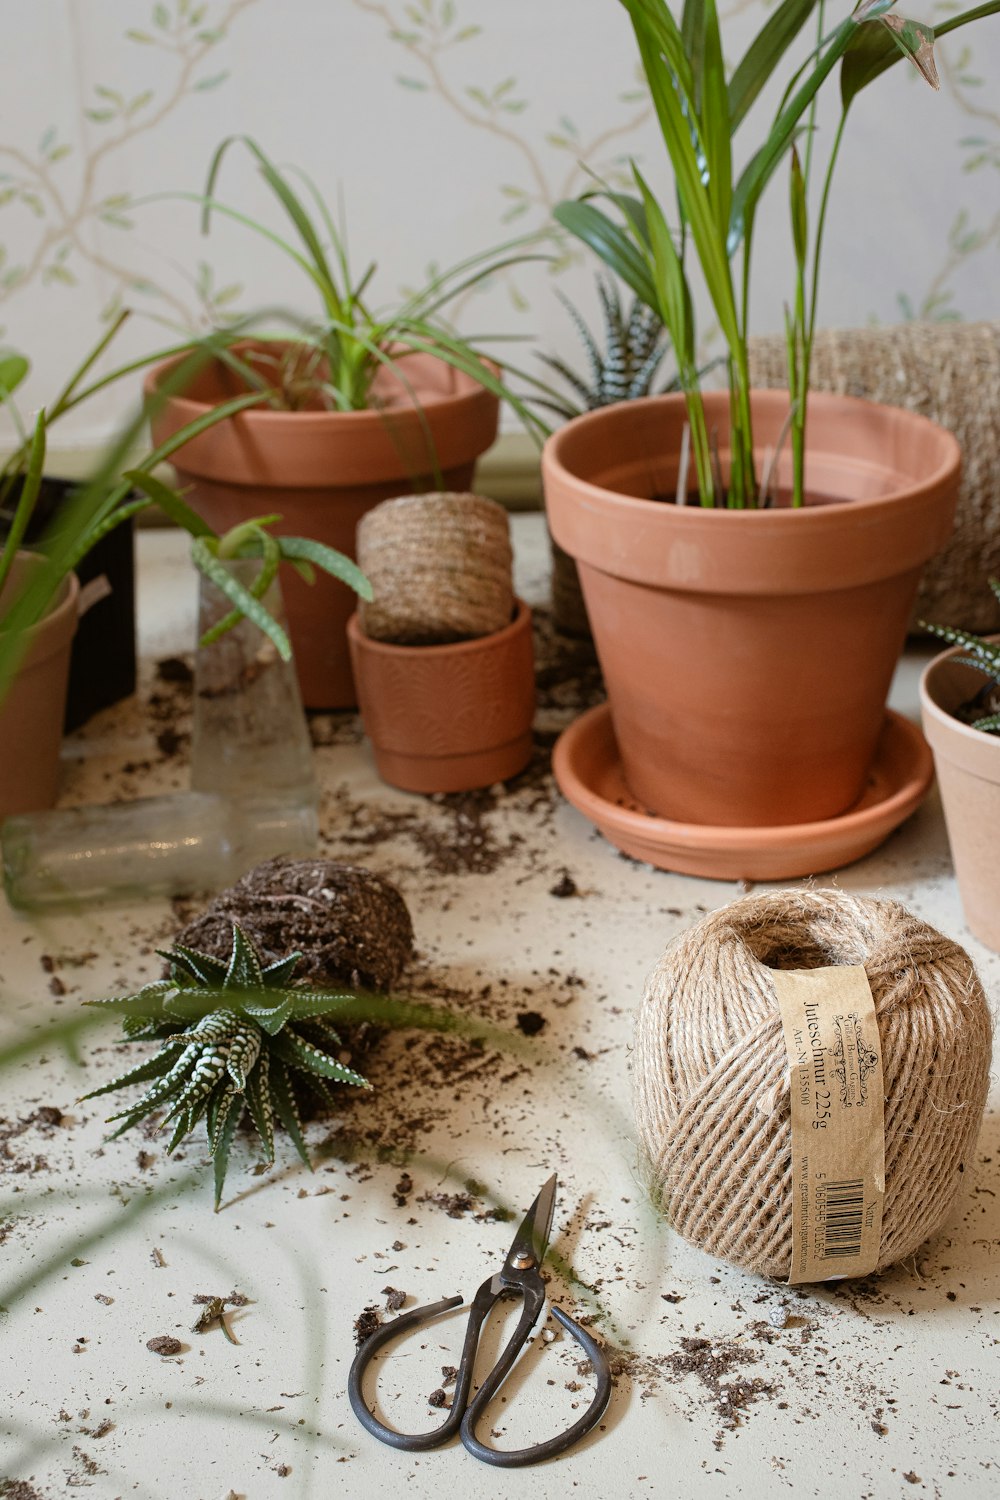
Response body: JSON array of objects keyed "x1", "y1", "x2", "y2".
[{"x1": 2, "y1": 0, "x2": 999, "y2": 446}]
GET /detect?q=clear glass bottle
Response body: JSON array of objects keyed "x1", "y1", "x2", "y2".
[
  {"x1": 191, "y1": 560, "x2": 318, "y2": 807},
  {"x1": 2, "y1": 792, "x2": 318, "y2": 908}
]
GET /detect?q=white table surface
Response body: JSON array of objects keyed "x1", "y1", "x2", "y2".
[{"x1": 1, "y1": 515, "x2": 997, "y2": 1500}]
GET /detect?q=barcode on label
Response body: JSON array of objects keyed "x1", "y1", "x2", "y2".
[{"x1": 818, "y1": 1178, "x2": 864, "y2": 1260}]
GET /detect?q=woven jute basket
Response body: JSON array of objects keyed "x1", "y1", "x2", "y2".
[
  {"x1": 357, "y1": 491, "x2": 514, "y2": 645},
  {"x1": 749, "y1": 321, "x2": 1000, "y2": 632}
]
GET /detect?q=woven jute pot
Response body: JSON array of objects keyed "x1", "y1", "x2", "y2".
[
  {"x1": 357, "y1": 492, "x2": 513, "y2": 644},
  {"x1": 0, "y1": 554, "x2": 79, "y2": 817},
  {"x1": 750, "y1": 321, "x2": 1000, "y2": 632},
  {"x1": 920, "y1": 641, "x2": 1000, "y2": 952},
  {"x1": 543, "y1": 389, "x2": 960, "y2": 828},
  {"x1": 347, "y1": 602, "x2": 535, "y2": 793},
  {"x1": 145, "y1": 345, "x2": 499, "y2": 710}
]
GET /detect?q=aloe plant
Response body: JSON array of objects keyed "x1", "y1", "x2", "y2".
[
  {"x1": 924, "y1": 583, "x2": 1000, "y2": 734},
  {"x1": 81, "y1": 924, "x2": 372, "y2": 1208},
  {"x1": 555, "y1": 0, "x2": 1000, "y2": 508}
]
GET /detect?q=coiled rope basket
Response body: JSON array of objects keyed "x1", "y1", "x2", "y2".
[{"x1": 633, "y1": 890, "x2": 993, "y2": 1280}]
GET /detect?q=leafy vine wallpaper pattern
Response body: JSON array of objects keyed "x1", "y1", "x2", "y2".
[{"x1": 2, "y1": 0, "x2": 998, "y2": 443}]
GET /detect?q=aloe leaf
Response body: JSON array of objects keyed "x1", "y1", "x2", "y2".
[
  {"x1": 269, "y1": 1059, "x2": 311, "y2": 1170},
  {"x1": 80, "y1": 1048, "x2": 178, "y2": 1101},
  {"x1": 164, "y1": 944, "x2": 229, "y2": 986},
  {"x1": 971, "y1": 712, "x2": 1000, "y2": 734},
  {"x1": 242, "y1": 997, "x2": 293, "y2": 1035},
  {"x1": 213, "y1": 1099, "x2": 243, "y2": 1210},
  {"x1": 191, "y1": 538, "x2": 291, "y2": 660},
  {"x1": 277, "y1": 535, "x2": 372, "y2": 600},
  {"x1": 225, "y1": 924, "x2": 264, "y2": 990},
  {"x1": 922, "y1": 620, "x2": 1000, "y2": 674},
  {"x1": 244, "y1": 1051, "x2": 275, "y2": 1163},
  {"x1": 270, "y1": 1028, "x2": 369, "y2": 1088}
]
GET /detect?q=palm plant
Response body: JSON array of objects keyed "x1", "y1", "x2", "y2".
[
  {"x1": 555, "y1": 0, "x2": 1000, "y2": 509},
  {"x1": 924, "y1": 582, "x2": 1000, "y2": 733}
]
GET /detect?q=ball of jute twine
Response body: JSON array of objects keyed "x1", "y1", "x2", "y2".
[
  {"x1": 749, "y1": 321, "x2": 1000, "y2": 633},
  {"x1": 633, "y1": 889, "x2": 993, "y2": 1281},
  {"x1": 357, "y1": 492, "x2": 514, "y2": 645}
]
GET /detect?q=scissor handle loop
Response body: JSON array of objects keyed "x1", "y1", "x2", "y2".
[
  {"x1": 460, "y1": 1303, "x2": 613, "y2": 1468},
  {"x1": 348, "y1": 1294, "x2": 470, "y2": 1452}
]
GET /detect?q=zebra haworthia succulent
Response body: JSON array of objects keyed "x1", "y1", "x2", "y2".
[{"x1": 81, "y1": 923, "x2": 370, "y2": 1208}]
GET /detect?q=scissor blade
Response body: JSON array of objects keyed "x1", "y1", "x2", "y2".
[{"x1": 502, "y1": 1173, "x2": 558, "y2": 1277}]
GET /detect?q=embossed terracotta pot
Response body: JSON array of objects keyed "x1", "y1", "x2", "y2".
[
  {"x1": 347, "y1": 602, "x2": 535, "y2": 793},
  {"x1": 146, "y1": 345, "x2": 499, "y2": 710},
  {"x1": 0, "y1": 554, "x2": 79, "y2": 817},
  {"x1": 543, "y1": 390, "x2": 960, "y2": 827},
  {"x1": 921, "y1": 642, "x2": 1000, "y2": 953}
]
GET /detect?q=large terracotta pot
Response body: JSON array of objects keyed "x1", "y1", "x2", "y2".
[
  {"x1": 543, "y1": 390, "x2": 960, "y2": 828},
  {"x1": 0, "y1": 554, "x2": 79, "y2": 817},
  {"x1": 347, "y1": 602, "x2": 535, "y2": 793},
  {"x1": 145, "y1": 347, "x2": 500, "y2": 709},
  {"x1": 920, "y1": 643, "x2": 1000, "y2": 952}
]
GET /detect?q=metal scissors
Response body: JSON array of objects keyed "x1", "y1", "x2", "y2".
[{"x1": 348, "y1": 1173, "x2": 613, "y2": 1467}]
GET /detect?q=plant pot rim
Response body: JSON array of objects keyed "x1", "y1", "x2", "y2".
[
  {"x1": 0, "y1": 554, "x2": 79, "y2": 666},
  {"x1": 347, "y1": 598, "x2": 530, "y2": 657},
  {"x1": 144, "y1": 343, "x2": 500, "y2": 432},
  {"x1": 543, "y1": 387, "x2": 961, "y2": 526},
  {"x1": 920, "y1": 638, "x2": 1000, "y2": 759}
]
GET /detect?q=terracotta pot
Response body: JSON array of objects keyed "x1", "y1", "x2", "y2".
[
  {"x1": 145, "y1": 346, "x2": 500, "y2": 709},
  {"x1": 0, "y1": 554, "x2": 79, "y2": 817},
  {"x1": 920, "y1": 642, "x2": 1000, "y2": 952},
  {"x1": 347, "y1": 602, "x2": 535, "y2": 793},
  {"x1": 543, "y1": 390, "x2": 960, "y2": 827}
]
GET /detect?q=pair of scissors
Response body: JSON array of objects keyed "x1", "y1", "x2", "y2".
[{"x1": 348, "y1": 1173, "x2": 613, "y2": 1467}]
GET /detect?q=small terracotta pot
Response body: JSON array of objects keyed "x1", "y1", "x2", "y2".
[
  {"x1": 920, "y1": 642, "x2": 1000, "y2": 952},
  {"x1": 0, "y1": 555, "x2": 79, "y2": 817},
  {"x1": 543, "y1": 390, "x2": 960, "y2": 828},
  {"x1": 347, "y1": 602, "x2": 535, "y2": 793},
  {"x1": 145, "y1": 345, "x2": 500, "y2": 710}
]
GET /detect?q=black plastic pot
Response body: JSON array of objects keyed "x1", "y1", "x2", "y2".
[{"x1": 1, "y1": 476, "x2": 136, "y2": 731}]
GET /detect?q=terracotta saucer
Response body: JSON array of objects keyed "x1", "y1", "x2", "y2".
[{"x1": 552, "y1": 704, "x2": 934, "y2": 881}]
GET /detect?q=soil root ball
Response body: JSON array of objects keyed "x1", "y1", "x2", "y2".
[{"x1": 175, "y1": 856, "x2": 414, "y2": 991}]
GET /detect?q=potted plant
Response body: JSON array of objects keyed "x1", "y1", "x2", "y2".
[
  {"x1": 347, "y1": 492, "x2": 535, "y2": 793},
  {"x1": 144, "y1": 136, "x2": 546, "y2": 711},
  {"x1": 0, "y1": 353, "x2": 370, "y2": 819},
  {"x1": 542, "y1": 0, "x2": 996, "y2": 848},
  {"x1": 920, "y1": 585, "x2": 1000, "y2": 952}
]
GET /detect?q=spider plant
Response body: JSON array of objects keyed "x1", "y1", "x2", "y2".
[
  {"x1": 555, "y1": 0, "x2": 1000, "y2": 509},
  {"x1": 152, "y1": 134, "x2": 552, "y2": 442}
]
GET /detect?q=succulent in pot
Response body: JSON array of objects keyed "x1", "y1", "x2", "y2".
[
  {"x1": 144, "y1": 136, "x2": 547, "y2": 710},
  {"x1": 544, "y1": 0, "x2": 995, "y2": 839},
  {"x1": 920, "y1": 584, "x2": 1000, "y2": 952},
  {"x1": 347, "y1": 492, "x2": 535, "y2": 793}
]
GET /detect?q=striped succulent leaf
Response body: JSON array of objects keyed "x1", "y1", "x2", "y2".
[{"x1": 81, "y1": 923, "x2": 372, "y2": 1209}]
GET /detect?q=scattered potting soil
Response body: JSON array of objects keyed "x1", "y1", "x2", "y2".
[
  {"x1": 353, "y1": 1305, "x2": 382, "y2": 1348},
  {"x1": 145, "y1": 1336, "x2": 182, "y2": 1357},
  {"x1": 174, "y1": 856, "x2": 414, "y2": 991}
]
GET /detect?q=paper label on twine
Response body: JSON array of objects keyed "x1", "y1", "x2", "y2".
[{"x1": 771, "y1": 965, "x2": 886, "y2": 1284}]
